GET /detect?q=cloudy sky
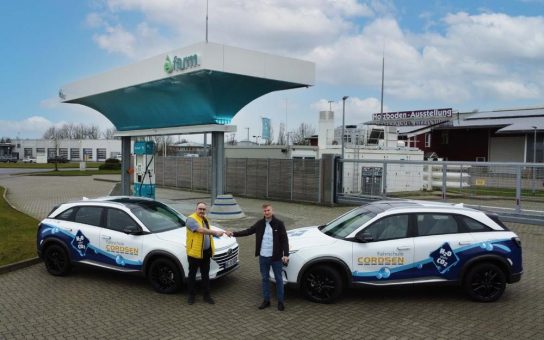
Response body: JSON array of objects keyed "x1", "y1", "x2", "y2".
[{"x1": 1, "y1": 0, "x2": 543, "y2": 141}]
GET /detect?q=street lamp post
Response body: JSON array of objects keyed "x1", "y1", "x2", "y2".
[
  {"x1": 341, "y1": 96, "x2": 349, "y2": 159},
  {"x1": 532, "y1": 126, "x2": 537, "y2": 193}
]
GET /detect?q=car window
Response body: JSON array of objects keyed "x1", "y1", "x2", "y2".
[
  {"x1": 56, "y1": 208, "x2": 76, "y2": 221},
  {"x1": 106, "y1": 208, "x2": 138, "y2": 232},
  {"x1": 74, "y1": 206, "x2": 103, "y2": 227},
  {"x1": 321, "y1": 208, "x2": 376, "y2": 238},
  {"x1": 460, "y1": 216, "x2": 492, "y2": 232},
  {"x1": 130, "y1": 201, "x2": 185, "y2": 233},
  {"x1": 416, "y1": 214, "x2": 459, "y2": 236},
  {"x1": 362, "y1": 214, "x2": 409, "y2": 241}
]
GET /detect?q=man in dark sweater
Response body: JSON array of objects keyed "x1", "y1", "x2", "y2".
[{"x1": 226, "y1": 203, "x2": 289, "y2": 311}]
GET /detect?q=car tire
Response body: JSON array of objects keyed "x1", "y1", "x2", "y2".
[
  {"x1": 148, "y1": 258, "x2": 182, "y2": 294},
  {"x1": 301, "y1": 265, "x2": 343, "y2": 304},
  {"x1": 463, "y1": 262, "x2": 506, "y2": 302},
  {"x1": 43, "y1": 244, "x2": 72, "y2": 276}
]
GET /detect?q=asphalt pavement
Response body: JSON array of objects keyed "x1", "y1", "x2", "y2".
[{"x1": 0, "y1": 173, "x2": 542, "y2": 339}]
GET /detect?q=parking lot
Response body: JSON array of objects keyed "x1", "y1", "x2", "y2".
[{"x1": 0, "y1": 174, "x2": 543, "y2": 339}]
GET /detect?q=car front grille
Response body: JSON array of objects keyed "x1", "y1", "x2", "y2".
[{"x1": 213, "y1": 245, "x2": 239, "y2": 270}]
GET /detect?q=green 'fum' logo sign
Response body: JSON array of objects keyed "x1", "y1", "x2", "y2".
[
  {"x1": 163, "y1": 54, "x2": 199, "y2": 74},
  {"x1": 164, "y1": 56, "x2": 174, "y2": 73}
]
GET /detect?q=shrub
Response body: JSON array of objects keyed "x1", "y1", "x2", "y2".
[{"x1": 99, "y1": 158, "x2": 122, "y2": 170}]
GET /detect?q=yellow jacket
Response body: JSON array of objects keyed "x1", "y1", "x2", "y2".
[{"x1": 186, "y1": 212, "x2": 215, "y2": 259}]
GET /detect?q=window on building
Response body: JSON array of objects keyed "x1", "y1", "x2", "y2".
[
  {"x1": 441, "y1": 131, "x2": 449, "y2": 145},
  {"x1": 70, "y1": 148, "x2": 80, "y2": 160},
  {"x1": 24, "y1": 148, "x2": 33, "y2": 157},
  {"x1": 47, "y1": 148, "x2": 57, "y2": 157},
  {"x1": 83, "y1": 148, "x2": 93, "y2": 161},
  {"x1": 59, "y1": 148, "x2": 68, "y2": 158},
  {"x1": 425, "y1": 133, "x2": 431, "y2": 148},
  {"x1": 36, "y1": 148, "x2": 45, "y2": 155},
  {"x1": 96, "y1": 148, "x2": 107, "y2": 160}
]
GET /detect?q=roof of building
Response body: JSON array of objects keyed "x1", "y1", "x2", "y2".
[{"x1": 398, "y1": 106, "x2": 544, "y2": 136}]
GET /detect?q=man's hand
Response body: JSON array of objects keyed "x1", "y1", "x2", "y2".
[
  {"x1": 282, "y1": 256, "x2": 289, "y2": 264},
  {"x1": 225, "y1": 230, "x2": 234, "y2": 237},
  {"x1": 214, "y1": 230, "x2": 224, "y2": 237}
]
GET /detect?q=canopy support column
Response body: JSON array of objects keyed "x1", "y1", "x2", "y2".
[
  {"x1": 121, "y1": 136, "x2": 131, "y2": 195},
  {"x1": 211, "y1": 131, "x2": 224, "y2": 205}
]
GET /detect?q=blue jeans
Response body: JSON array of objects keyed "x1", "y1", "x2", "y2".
[{"x1": 259, "y1": 256, "x2": 284, "y2": 303}]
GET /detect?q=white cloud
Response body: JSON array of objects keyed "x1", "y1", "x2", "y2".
[
  {"x1": 84, "y1": 2, "x2": 544, "y2": 112},
  {"x1": 93, "y1": 24, "x2": 137, "y2": 57},
  {"x1": 1, "y1": 97, "x2": 117, "y2": 139},
  {"x1": 312, "y1": 96, "x2": 385, "y2": 125},
  {"x1": 0, "y1": 116, "x2": 56, "y2": 138}
]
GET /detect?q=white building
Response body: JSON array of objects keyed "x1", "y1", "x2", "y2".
[{"x1": 13, "y1": 139, "x2": 121, "y2": 162}]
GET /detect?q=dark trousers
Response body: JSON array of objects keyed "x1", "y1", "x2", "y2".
[{"x1": 187, "y1": 248, "x2": 212, "y2": 297}]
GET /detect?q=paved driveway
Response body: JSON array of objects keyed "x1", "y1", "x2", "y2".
[{"x1": 0, "y1": 175, "x2": 543, "y2": 339}]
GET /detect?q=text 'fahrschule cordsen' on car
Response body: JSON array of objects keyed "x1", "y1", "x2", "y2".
[
  {"x1": 37, "y1": 196, "x2": 239, "y2": 293},
  {"x1": 274, "y1": 200, "x2": 522, "y2": 303}
]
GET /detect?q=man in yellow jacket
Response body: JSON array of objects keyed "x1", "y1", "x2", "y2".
[{"x1": 186, "y1": 202, "x2": 224, "y2": 305}]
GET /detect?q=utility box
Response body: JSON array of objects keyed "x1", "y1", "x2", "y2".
[
  {"x1": 133, "y1": 141, "x2": 155, "y2": 199},
  {"x1": 361, "y1": 167, "x2": 382, "y2": 196}
]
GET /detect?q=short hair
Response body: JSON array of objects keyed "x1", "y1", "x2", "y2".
[
  {"x1": 262, "y1": 203, "x2": 272, "y2": 209},
  {"x1": 196, "y1": 202, "x2": 208, "y2": 207}
]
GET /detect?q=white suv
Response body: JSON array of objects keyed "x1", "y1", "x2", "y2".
[
  {"x1": 281, "y1": 200, "x2": 522, "y2": 303},
  {"x1": 37, "y1": 196, "x2": 239, "y2": 293}
]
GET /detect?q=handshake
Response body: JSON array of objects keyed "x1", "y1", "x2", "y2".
[{"x1": 213, "y1": 230, "x2": 234, "y2": 237}]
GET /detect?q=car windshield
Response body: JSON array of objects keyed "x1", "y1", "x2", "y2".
[
  {"x1": 321, "y1": 207, "x2": 376, "y2": 238},
  {"x1": 129, "y1": 201, "x2": 186, "y2": 233}
]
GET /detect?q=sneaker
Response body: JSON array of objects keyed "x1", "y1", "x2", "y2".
[
  {"x1": 203, "y1": 295, "x2": 215, "y2": 305},
  {"x1": 188, "y1": 295, "x2": 195, "y2": 305},
  {"x1": 258, "y1": 300, "x2": 271, "y2": 309},
  {"x1": 278, "y1": 302, "x2": 285, "y2": 311}
]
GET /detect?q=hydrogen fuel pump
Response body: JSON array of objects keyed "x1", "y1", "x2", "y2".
[{"x1": 133, "y1": 141, "x2": 155, "y2": 198}]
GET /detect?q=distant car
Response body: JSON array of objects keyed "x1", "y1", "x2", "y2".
[
  {"x1": 0, "y1": 155, "x2": 18, "y2": 163},
  {"x1": 280, "y1": 200, "x2": 522, "y2": 303},
  {"x1": 23, "y1": 157, "x2": 36, "y2": 163},
  {"x1": 47, "y1": 156, "x2": 69, "y2": 163},
  {"x1": 37, "y1": 196, "x2": 239, "y2": 293}
]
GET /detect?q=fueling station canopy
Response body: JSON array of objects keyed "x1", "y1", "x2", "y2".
[
  {"x1": 60, "y1": 42, "x2": 315, "y2": 131},
  {"x1": 59, "y1": 42, "x2": 315, "y2": 199}
]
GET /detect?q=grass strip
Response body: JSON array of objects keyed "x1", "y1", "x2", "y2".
[{"x1": 0, "y1": 186, "x2": 39, "y2": 266}]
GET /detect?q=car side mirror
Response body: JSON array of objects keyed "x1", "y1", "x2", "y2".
[
  {"x1": 355, "y1": 232, "x2": 374, "y2": 243},
  {"x1": 123, "y1": 225, "x2": 142, "y2": 235}
]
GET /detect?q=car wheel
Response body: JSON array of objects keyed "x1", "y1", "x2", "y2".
[
  {"x1": 302, "y1": 265, "x2": 343, "y2": 303},
  {"x1": 148, "y1": 258, "x2": 182, "y2": 294},
  {"x1": 463, "y1": 263, "x2": 506, "y2": 302},
  {"x1": 44, "y1": 244, "x2": 71, "y2": 276}
]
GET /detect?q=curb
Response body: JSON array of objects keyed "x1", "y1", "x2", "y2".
[{"x1": 0, "y1": 257, "x2": 42, "y2": 275}]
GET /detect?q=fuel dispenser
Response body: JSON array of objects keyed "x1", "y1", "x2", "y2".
[{"x1": 133, "y1": 141, "x2": 155, "y2": 198}]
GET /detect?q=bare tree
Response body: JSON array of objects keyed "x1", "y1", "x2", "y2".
[
  {"x1": 149, "y1": 135, "x2": 175, "y2": 155},
  {"x1": 102, "y1": 128, "x2": 118, "y2": 139},
  {"x1": 227, "y1": 133, "x2": 237, "y2": 145},
  {"x1": 290, "y1": 123, "x2": 316, "y2": 145},
  {"x1": 276, "y1": 123, "x2": 286, "y2": 145}
]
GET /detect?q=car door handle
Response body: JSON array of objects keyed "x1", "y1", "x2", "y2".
[
  {"x1": 458, "y1": 241, "x2": 472, "y2": 245},
  {"x1": 397, "y1": 246, "x2": 411, "y2": 251},
  {"x1": 102, "y1": 236, "x2": 111, "y2": 240}
]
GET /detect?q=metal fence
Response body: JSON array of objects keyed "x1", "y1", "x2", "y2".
[
  {"x1": 154, "y1": 156, "x2": 322, "y2": 203},
  {"x1": 337, "y1": 159, "x2": 544, "y2": 221},
  {"x1": 154, "y1": 156, "x2": 544, "y2": 222}
]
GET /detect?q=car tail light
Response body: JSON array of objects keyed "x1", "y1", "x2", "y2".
[{"x1": 512, "y1": 237, "x2": 521, "y2": 248}]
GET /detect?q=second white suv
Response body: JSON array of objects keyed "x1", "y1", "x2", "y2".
[{"x1": 280, "y1": 200, "x2": 522, "y2": 303}]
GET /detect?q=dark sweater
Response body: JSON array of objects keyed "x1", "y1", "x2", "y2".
[{"x1": 233, "y1": 216, "x2": 289, "y2": 261}]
